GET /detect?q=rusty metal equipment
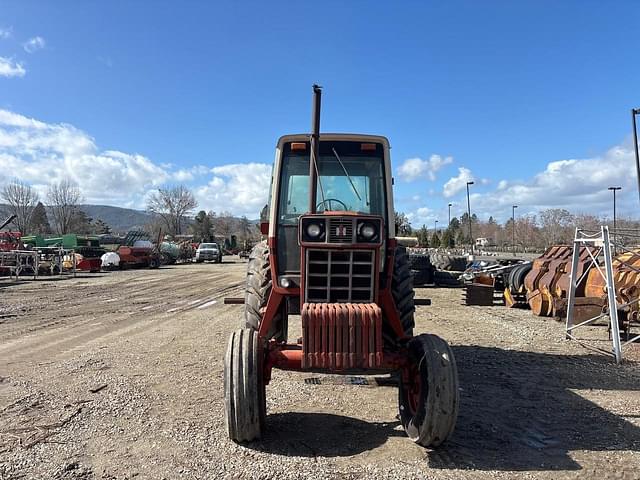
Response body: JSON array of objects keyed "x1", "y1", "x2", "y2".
[
  {"x1": 524, "y1": 245, "x2": 597, "y2": 318},
  {"x1": 463, "y1": 280, "x2": 498, "y2": 306},
  {"x1": 223, "y1": 86, "x2": 459, "y2": 448}
]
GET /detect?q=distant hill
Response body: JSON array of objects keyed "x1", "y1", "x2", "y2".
[
  {"x1": 2, "y1": 203, "x2": 260, "y2": 237},
  {"x1": 77, "y1": 205, "x2": 152, "y2": 233}
]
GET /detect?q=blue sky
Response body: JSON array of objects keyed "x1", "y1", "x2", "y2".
[{"x1": 1, "y1": 1, "x2": 639, "y2": 225}]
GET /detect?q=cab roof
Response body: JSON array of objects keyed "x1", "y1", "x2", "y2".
[{"x1": 276, "y1": 133, "x2": 390, "y2": 150}]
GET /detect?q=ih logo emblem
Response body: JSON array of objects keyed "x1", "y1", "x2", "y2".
[{"x1": 336, "y1": 225, "x2": 347, "y2": 236}]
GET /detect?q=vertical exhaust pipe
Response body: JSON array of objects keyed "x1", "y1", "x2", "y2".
[{"x1": 309, "y1": 84, "x2": 322, "y2": 214}]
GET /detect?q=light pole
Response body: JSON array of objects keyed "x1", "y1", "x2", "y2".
[
  {"x1": 632, "y1": 109, "x2": 640, "y2": 205},
  {"x1": 512, "y1": 205, "x2": 518, "y2": 256},
  {"x1": 466, "y1": 181, "x2": 474, "y2": 255},
  {"x1": 434, "y1": 219, "x2": 438, "y2": 235},
  {"x1": 609, "y1": 186, "x2": 621, "y2": 253},
  {"x1": 448, "y1": 203, "x2": 452, "y2": 226}
]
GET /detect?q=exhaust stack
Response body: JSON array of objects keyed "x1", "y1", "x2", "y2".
[{"x1": 309, "y1": 84, "x2": 322, "y2": 214}]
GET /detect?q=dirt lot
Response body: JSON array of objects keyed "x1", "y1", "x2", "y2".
[{"x1": 0, "y1": 260, "x2": 639, "y2": 479}]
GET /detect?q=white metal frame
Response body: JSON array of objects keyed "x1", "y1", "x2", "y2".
[{"x1": 565, "y1": 226, "x2": 640, "y2": 364}]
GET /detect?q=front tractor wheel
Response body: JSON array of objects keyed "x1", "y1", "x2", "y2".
[
  {"x1": 224, "y1": 328, "x2": 266, "y2": 442},
  {"x1": 399, "y1": 334, "x2": 459, "y2": 448}
]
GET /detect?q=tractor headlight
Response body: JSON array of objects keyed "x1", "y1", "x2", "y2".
[
  {"x1": 306, "y1": 223, "x2": 322, "y2": 238},
  {"x1": 357, "y1": 220, "x2": 380, "y2": 243},
  {"x1": 301, "y1": 218, "x2": 326, "y2": 242},
  {"x1": 360, "y1": 223, "x2": 376, "y2": 239}
]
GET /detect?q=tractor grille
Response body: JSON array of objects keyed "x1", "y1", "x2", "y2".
[
  {"x1": 328, "y1": 218, "x2": 354, "y2": 243},
  {"x1": 305, "y1": 249, "x2": 375, "y2": 303}
]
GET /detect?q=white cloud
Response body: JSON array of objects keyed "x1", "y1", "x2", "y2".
[
  {"x1": 0, "y1": 109, "x2": 169, "y2": 206},
  {"x1": 23, "y1": 36, "x2": 45, "y2": 53},
  {"x1": 407, "y1": 207, "x2": 433, "y2": 227},
  {"x1": 194, "y1": 163, "x2": 272, "y2": 218},
  {"x1": 172, "y1": 165, "x2": 210, "y2": 182},
  {"x1": 0, "y1": 108, "x2": 275, "y2": 218},
  {"x1": 443, "y1": 167, "x2": 475, "y2": 198},
  {"x1": 461, "y1": 141, "x2": 640, "y2": 219},
  {"x1": 0, "y1": 57, "x2": 25, "y2": 77},
  {"x1": 0, "y1": 28, "x2": 11, "y2": 39},
  {"x1": 397, "y1": 154, "x2": 453, "y2": 182}
]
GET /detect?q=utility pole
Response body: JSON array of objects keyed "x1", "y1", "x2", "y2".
[
  {"x1": 448, "y1": 203, "x2": 452, "y2": 226},
  {"x1": 466, "y1": 181, "x2": 474, "y2": 255},
  {"x1": 512, "y1": 205, "x2": 518, "y2": 256},
  {"x1": 608, "y1": 186, "x2": 621, "y2": 254}
]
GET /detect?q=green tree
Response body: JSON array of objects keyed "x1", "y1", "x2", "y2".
[
  {"x1": 70, "y1": 209, "x2": 93, "y2": 234},
  {"x1": 431, "y1": 231, "x2": 441, "y2": 248},
  {"x1": 192, "y1": 210, "x2": 213, "y2": 242},
  {"x1": 416, "y1": 225, "x2": 429, "y2": 247},
  {"x1": 441, "y1": 228, "x2": 455, "y2": 248},
  {"x1": 29, "y1": 201, "x2": 52, "y2": 235},
  {"x1": 239, "y1": 216, "x2": 251, "y2": 241},
  {"x1": 394, "y1": 211, "x2": 412, "y2": 236},
  {"x1": 93, "y1": 218, "x2": 111, "y2": 234}
]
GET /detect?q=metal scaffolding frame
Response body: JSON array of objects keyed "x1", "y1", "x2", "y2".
[
  {"x1": 0, "y1": 250, "x2": 38, "y2": 281},
  {"x1": 565, "y1": 226, "x2": 640, "y2": 364}
]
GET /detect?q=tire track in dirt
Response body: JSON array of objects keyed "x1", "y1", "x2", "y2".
[
  {"x1": 0, "y1": 263, "x2": 248, "y2": 364},
  {"x1": 0, "y1": 267, "x2": 245, "y2": 339}
]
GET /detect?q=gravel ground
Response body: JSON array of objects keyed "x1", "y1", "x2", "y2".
[{"x1": 0, "y1": 259, "x2": 639, "y2": 479}]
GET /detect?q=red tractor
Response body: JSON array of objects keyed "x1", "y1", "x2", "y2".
[{"x1": 224, "y1": 86, "x2": 459, "y2": 448}]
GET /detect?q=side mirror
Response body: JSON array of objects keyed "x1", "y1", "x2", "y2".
[{"x1": 260, "y1": 222, "x2": 269, "y2": 235}]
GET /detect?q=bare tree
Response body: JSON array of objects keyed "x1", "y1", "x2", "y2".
[
  {"x1": 539, "y1": 208, "x2": 574, "y2": 246},
  {"x1": 212, "y1": 211, "x2": 234, "y2": 240},
  {"x1": 146, "y1": 185, "x2": 197, "y2": 237},
  {"x1": 0, "y1": 180, "x2": 39, "y2": 233},
  {"x1": 47, "y1": 179, "x2": 82, "y2": 235}
]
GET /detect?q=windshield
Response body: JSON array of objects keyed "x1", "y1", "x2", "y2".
[
  {"x1": 277, "y1": 141, "x2": 386, "y2": 225},
  {"x1": 200, "y1": 243, "x2": 217, "y2": 249}
]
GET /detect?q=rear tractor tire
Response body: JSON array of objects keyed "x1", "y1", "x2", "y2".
[
  {"x1": 383, "y1": 246, "x2": 415, "y2": 347},
  {"x1": 224, "y1": 328, "x2": 266, "y2": 442},
  {"x1": 399, "y1": 334, "x2": 459, "y2": 448},
  {"x1": 244, "y1": 241, "x2": 287, "y2": 342}
]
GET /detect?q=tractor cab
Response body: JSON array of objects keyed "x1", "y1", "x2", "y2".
[
  {"x1": 269, "y1": 134, "x2": 394, "y2": 305},
  {"x1": 224, "y1": 86, "x2": 459, "y2": 449}
]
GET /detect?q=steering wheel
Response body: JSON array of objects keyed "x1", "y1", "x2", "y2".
[{"x1": 316, "y1": 198, "x2": 348, "y2": 212}]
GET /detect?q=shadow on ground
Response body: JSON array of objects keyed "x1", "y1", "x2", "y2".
[
  {"x1": 253, "y1": 413, "x2": 403, "y2": 457},
  {"x1": 251, "y1": 346, "x2": 640, "y2": 470},
  {"x1": 427, "y1": 346, "x2": 640, "y2": 471}
]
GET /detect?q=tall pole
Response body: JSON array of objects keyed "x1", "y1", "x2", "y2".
[
  {"x1": 632, "y1": 109, "x2": 640, "y2": 206},
  {"x1": 434, "y1": 219, "x2": 438, "y2": 235},
  {"x1": 466, "y1": 181, "x2": 474, "y2": 255},
  {"x1": 448, "y1": 203, "x2": 452, "y2": 226},
  {"x1": 609, "y1": 186, "x2": 621, "y2": 254},
  {"x1": 512, "y1": 205, "x2": 518, "y2": 256}
]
